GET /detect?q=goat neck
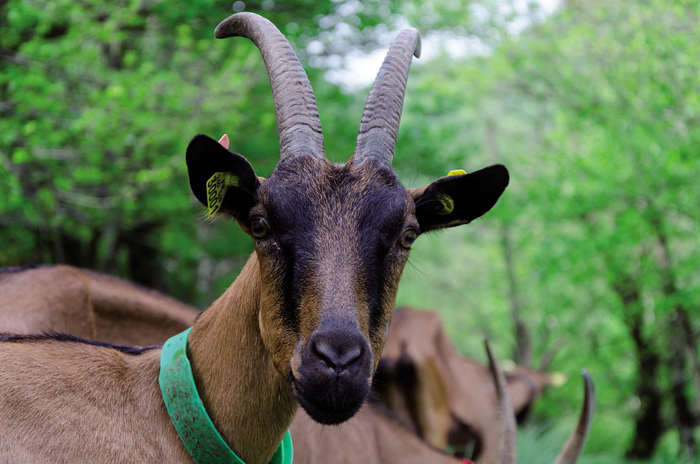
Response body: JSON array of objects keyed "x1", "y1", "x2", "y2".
[{"x1": 187, "y1": 253, "x2": 296, "y2": 464}]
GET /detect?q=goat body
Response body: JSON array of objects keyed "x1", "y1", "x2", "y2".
[
  {"x1": 376, "y1": 307, "x2": 555, "y2": 462},
  {"x1": 0, "y1": 255, "x2": 295, "y2": 463},
  {"x1": 0, "y1": 265, "x2": 198, "y2": 344},
  {"x1": 0, "y1": 339, "x2": 187, "y2": 462}
]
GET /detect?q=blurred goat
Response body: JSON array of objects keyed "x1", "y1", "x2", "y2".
[
  {"x1": 0, "y1": 265, "x2": 198, "y2": 345},
  {"x1": 375, "y1": 307, "x2": 565, "y2": 462},
  {"x1": 291, "y1": 399, "x2": 466, "y2": 464}
]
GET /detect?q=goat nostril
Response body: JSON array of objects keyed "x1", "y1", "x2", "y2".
[
  {"x1": 339, "y1": 346, "x2": 362, "y2": 367},
  {"x1": 313, "y1": 340, "x2": 337, "y2": 368},
  {"x1": 313, "y1": 340, "x2": 362, "y2": 372}
]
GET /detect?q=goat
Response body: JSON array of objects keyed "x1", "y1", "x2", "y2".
[
  {"x1": 0, "y1": 12, "x2": 509, "y2": 463},
  {"x1": 374, "y1": 307, "x2": 562, "y2": 463},
  {"x1": 0, "y1": 265, "x2": 198, "y2": 345}
]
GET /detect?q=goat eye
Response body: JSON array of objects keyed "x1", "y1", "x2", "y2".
[
  {"x1": 399, "y1": 230, "x2": 418, "y2": 249},
  {"x1": 250, "y1": 218, "x2": 270, "y2": 239}
]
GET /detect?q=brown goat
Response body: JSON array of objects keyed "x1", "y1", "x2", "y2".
[
  {"x1": 375, "y1": 308, "x2": 560, "y2": 463},
  {"x1": 0, "y1": 265, "x2": 198, "y2": 345},
  {"x1": 0, "y1": 12, "x2": 509, "y2": 463}
]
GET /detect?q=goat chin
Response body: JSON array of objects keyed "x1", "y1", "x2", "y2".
[{"x1": 290, "y1": 373, "x2": 369, "y2": 425}]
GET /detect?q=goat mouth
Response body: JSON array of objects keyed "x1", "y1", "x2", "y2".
[{"x1": 288, "y1": 373, "x2": 366, "y2": 425}]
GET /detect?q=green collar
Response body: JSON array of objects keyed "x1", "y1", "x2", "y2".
[{"x1": 159, "y1": 327, "x2": 293, "y2": 464}]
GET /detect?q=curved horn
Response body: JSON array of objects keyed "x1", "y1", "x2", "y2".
[
  {"x1": 485, "y1": 339, "x2": 518, "y2": 464},
  {"x1": 553, "y1": 370, "x2": 596, "y2": 464},
  {"x1": 352, "y1": 28, "x2": 421, "y2": 167},
  {"x1": 215, "y1": 13, "x2": 325, "y2": 161}
]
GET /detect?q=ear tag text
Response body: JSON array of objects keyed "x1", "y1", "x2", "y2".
[
  {"x1": 437, "y1": 193, "x2": 454, "y2": 215},
  {"x1": 206, "y1": 172, "x2": 239, "y2": 217},
  {"x1": 447, "y1": 169, "x2": 467, "y2": 176}
]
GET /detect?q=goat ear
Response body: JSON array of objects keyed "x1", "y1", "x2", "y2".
[
  {"x1": 409, "y1": 164, "x2": 509, "y2": 232},
  {"x1": 186, "y1": 134, "x2": 261, "y2": 221}
]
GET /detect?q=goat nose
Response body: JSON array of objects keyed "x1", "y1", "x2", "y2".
[
  {"x1": 308, "y1": 330, "x2": 368, "y2": 376},
  {"x1": 313, "y1": 340, "x2": 362, "y2": 371}
]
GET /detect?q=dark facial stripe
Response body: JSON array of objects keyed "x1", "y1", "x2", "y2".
[
  {"x1": 358, "y1": 183, "x2": 407, "y2": 337},
  {"x1": 365, "y1": 254, "x2": 388, "y2": 338},
  {"x1": 281, "y1": 248, "x2": 301, "y2": 333},
  {"x1": 261, "y1": 158, "x2": 408, "y2": 337}
]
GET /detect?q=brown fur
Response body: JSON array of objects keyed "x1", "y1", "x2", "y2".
[
  {"x1": 0, "y1": 265, "x2": 199, "y2": 345},
  {"x1": 0, "y1": 342, "x2": 187, "y2": 462},
  {"x1": 376, "y1": 308, "x2": 554, "y2": 463},
  {"x1": 0, "y1": 255, "x2": 294, "y2": 463}
]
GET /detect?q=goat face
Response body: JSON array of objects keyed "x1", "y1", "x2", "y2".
[
  {"x1": 187, "y1": 135, "x2": 508, "y2": 425},
  {"x1": 186, "y1": 13, "x2": 509, "y2": 425},
  {"x1": 254, "y1": 156, "x2": 415, "y2": 424}
]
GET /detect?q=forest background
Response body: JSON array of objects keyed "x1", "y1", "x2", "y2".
[{"x1": 1, "y1": 0, "x2": 698, "y2": 462}]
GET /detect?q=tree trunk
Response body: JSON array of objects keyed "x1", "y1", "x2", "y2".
[
  {"x1": 502, "y1": 224, "x2": 532, "y2": 368},
  {"x1": 119, "y1": 222, "x2": 165, "y2": 292},
  {"x1": 487, "y1": 118, "x2": 532, "y2": 368},
  {"x1": 650, "y1": 214, "x2": 698, "y2": 457},
  {"x1": 613, "y1": 278, "x2": 665, "y2": 459},
  {"x1": 669, "y1": 319, "x2": 698, "y2": 458}
]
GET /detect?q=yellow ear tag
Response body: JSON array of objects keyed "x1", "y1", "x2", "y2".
[
  {"x1": 501, "y1": 359, "x2": 517, "y2": 372},
  {"x1": 447, "y1": 169, "x2": 467, "y2": 176},
  {"x1": 206, "y1": 172, "x2": 239, "y2": 217},
  {"x1": 436, "y1": 170, "x2": 466, "y2": 215},
  {"x1": 550, "y1": 372, "x2": 569, "y2": 388}
]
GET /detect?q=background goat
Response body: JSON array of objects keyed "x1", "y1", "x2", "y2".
[
  {"x1": 0, "y1": 265, "x2": 198, "y2": 345},
  {"x1": 375, "y1": 308, "x2": 561, "y2": 462}
]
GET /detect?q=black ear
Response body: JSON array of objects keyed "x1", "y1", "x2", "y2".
[
  {"x1": 410, "y1": 164, "x2": 509, "y2": 232},
  {"x1": 186, "y1": 134, "x2": 260, "y2": 221}
]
